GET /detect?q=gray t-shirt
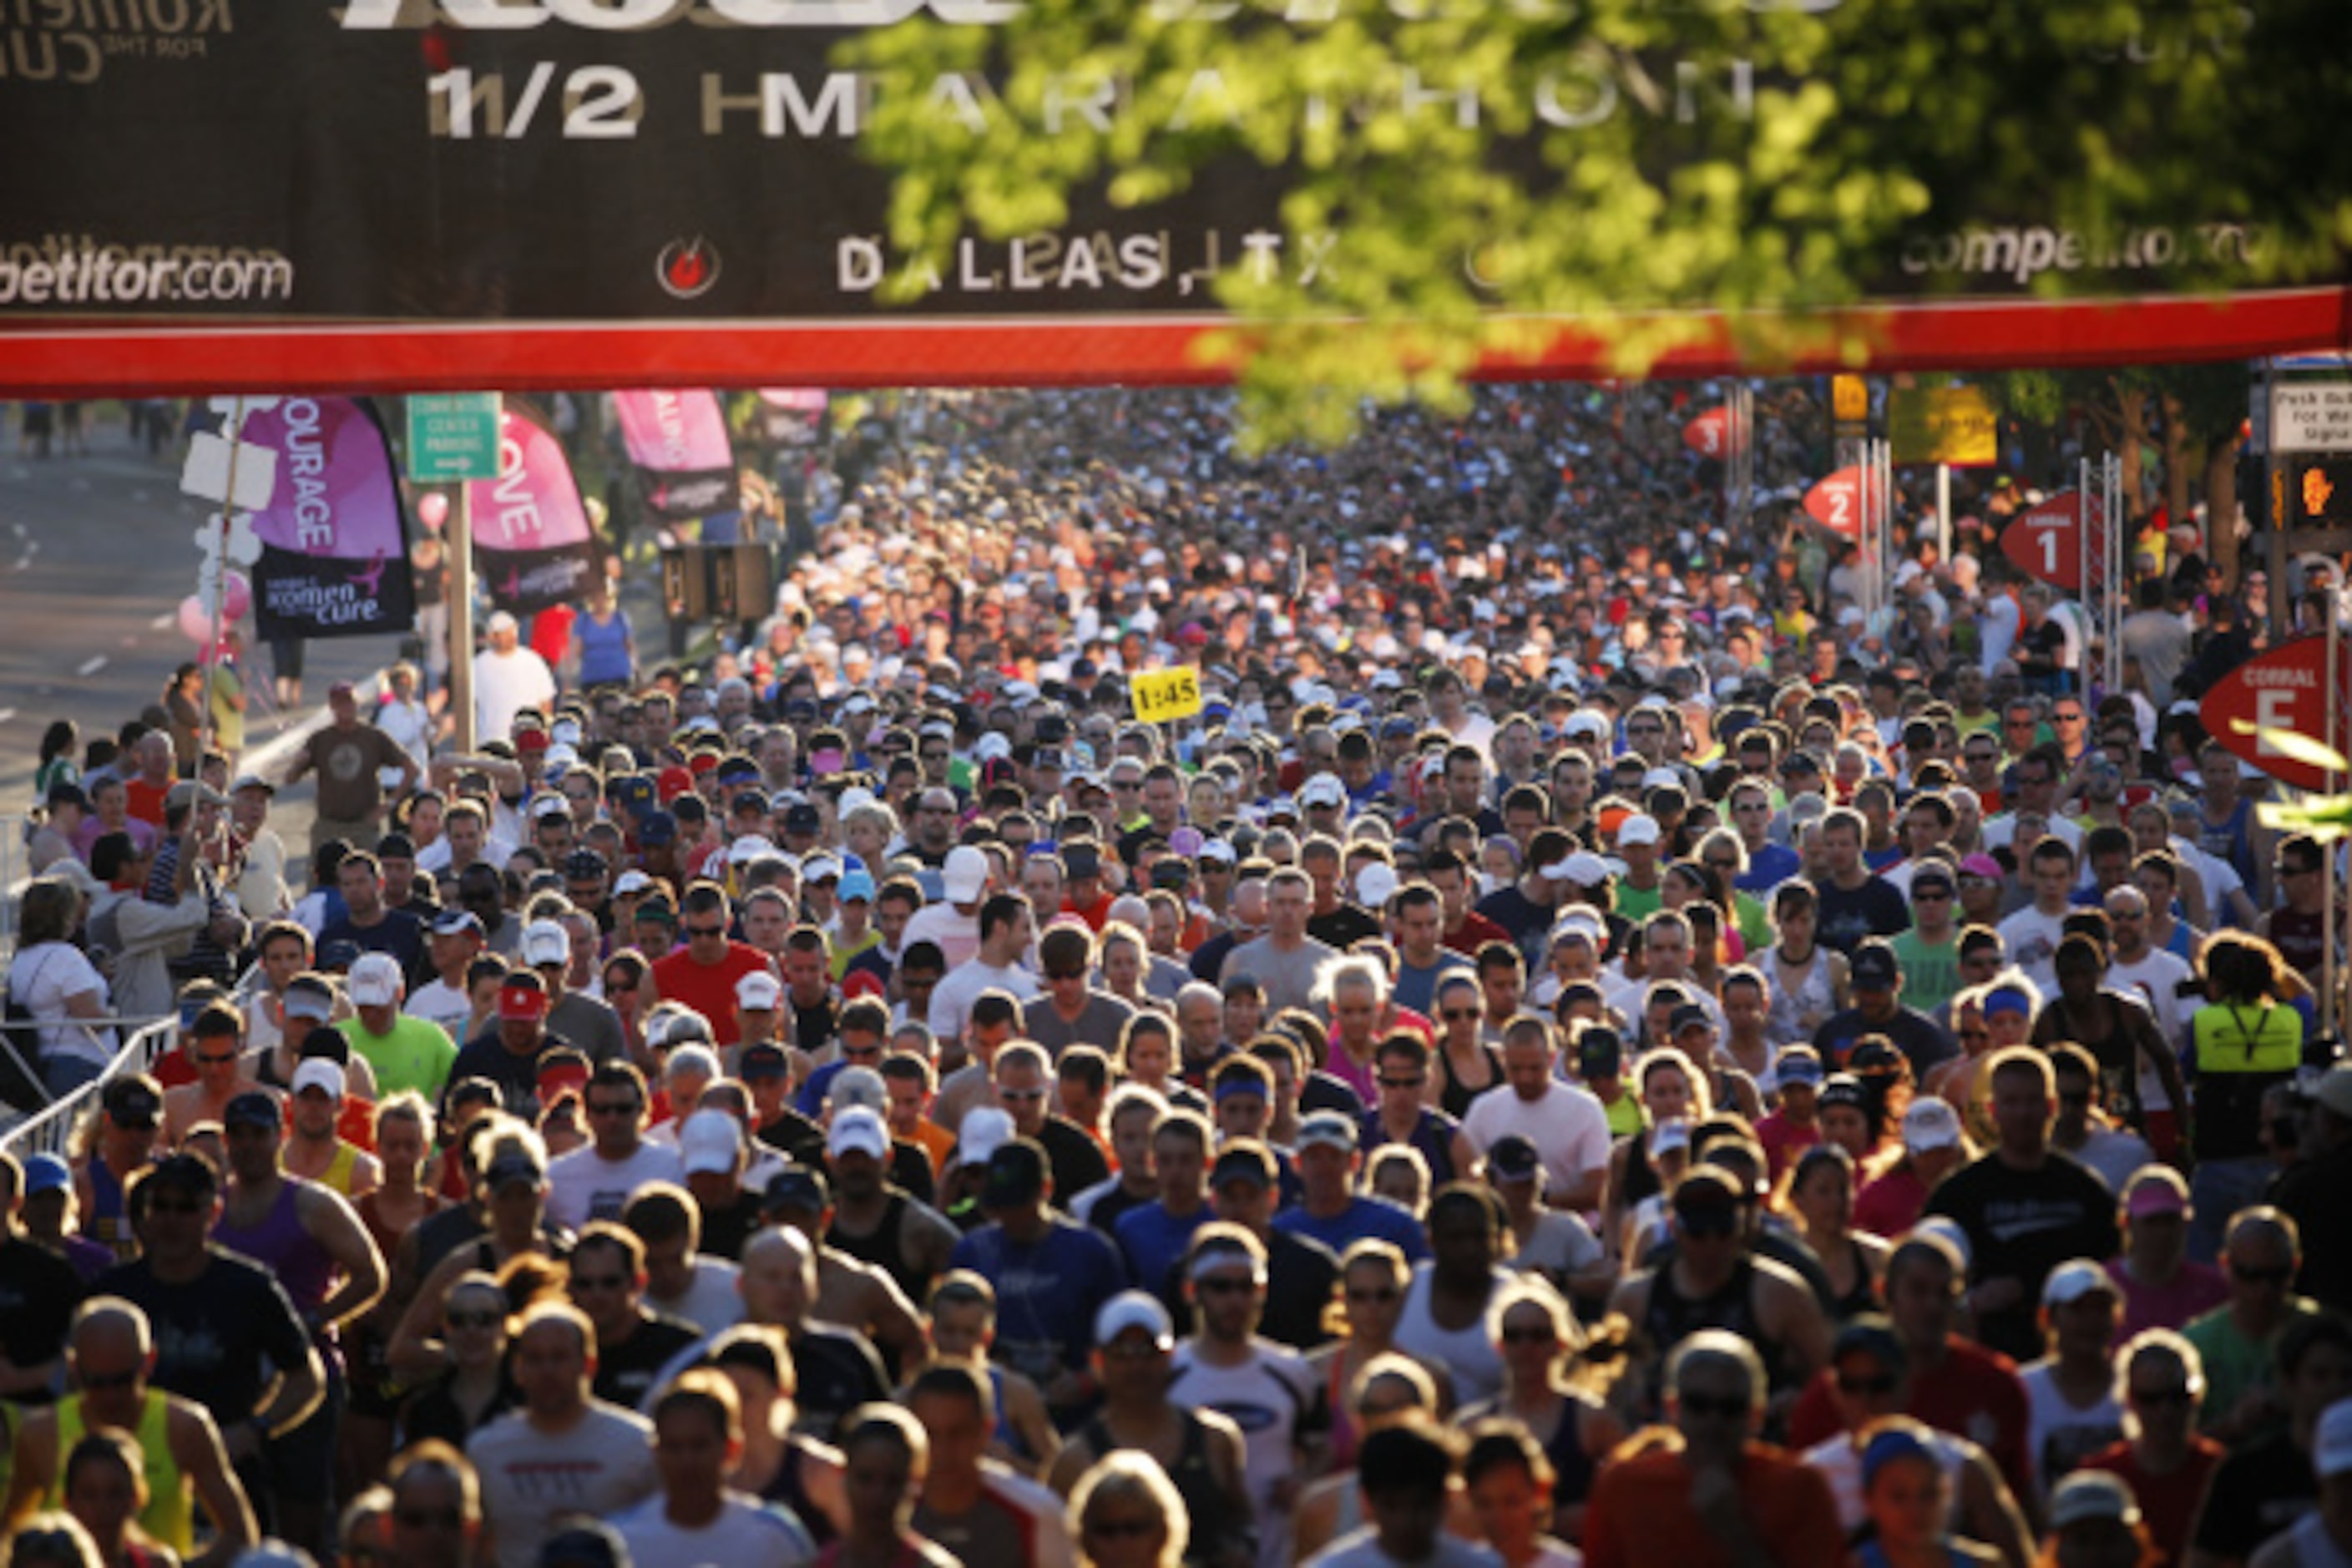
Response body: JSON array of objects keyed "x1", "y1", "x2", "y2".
[
  {"x1": 1393, "y1": 952, "x2": 1475, "y2": 1016},
  {"x1": 1019, "y1": 989, "x2": 1138, "y2": 1058},
  {"x1": 1220, "y1": 933, "x2": 1341, "y2": 1015},
  {"x1": 549, "y1": 991, "x2": 628, "y2": 1064}
]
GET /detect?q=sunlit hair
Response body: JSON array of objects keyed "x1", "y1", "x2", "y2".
[{"x1": 1067, "y1": 1451, "x2": 1188, "y2": 1568}]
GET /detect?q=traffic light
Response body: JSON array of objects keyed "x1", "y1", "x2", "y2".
[{"x1": 2298, "y1": 459, "x2": 2352, "y2": 524}]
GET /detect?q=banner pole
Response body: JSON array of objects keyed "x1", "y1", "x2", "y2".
[
  {"x1": 2078, "y1": 456, "x2": 2093, "y2": 697},
  {"x1": 1935, "y1": 463, "x2": 1951, "y2": 566},
  {"x1": 1859, "y1": 441, "x2": 1874, "y2": 622},
  {"x1": 1880, "y1": 440, "x2": 1894, "y2": 621},
  {"x1": 452, "y1": 484, "x2": 478, "y2": 754},
  {"x1": 2107, "y1": 453, "x2": 2124, "y2": 693},
  {"x1": 198, "y1": 395, "x2": 246, "y2": 767},
  {"x1": 2327, "y1": 597, "x2": 2341, "y2": 1047}
]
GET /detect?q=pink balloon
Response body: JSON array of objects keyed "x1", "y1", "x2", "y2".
[
  {"x1": 417, "y1": 491, "x2": 449, "y2": 531},
  {"x1": 221, "y1": 571, "x2": 251, "y2": 623},
  {"x1": 177, "y1": 594, "x2": 218, "y2": 645}
]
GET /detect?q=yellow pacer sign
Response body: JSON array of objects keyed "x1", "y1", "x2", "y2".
[{"x1": 1130, "y1": 666, "x2": 1205, "y2": 724}]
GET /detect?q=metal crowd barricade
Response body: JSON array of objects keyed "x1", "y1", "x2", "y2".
[
  {"x1": 1, "y1": 812, "x2": 28, "y2": 964},
  {"x1": 0, "y1": 1016, "x2": 175, "y2": 1159}
]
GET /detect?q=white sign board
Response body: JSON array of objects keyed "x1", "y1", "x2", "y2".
[
  {"x1": 180, "y1": 429, "x2": 279, "y2": 512},
  {"x1": 2272, "y1": 383, "x2": 2352, "y2": 453}
]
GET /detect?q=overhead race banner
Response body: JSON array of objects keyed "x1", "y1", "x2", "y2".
[
  {"x1": 240, "y1": 397, "x2": 419, "y2": 642},
  {"x1": 465, "y1": 401, "x2": 600, "y2": 615},
  {"x1": 614, "y1": 389, "x2": 738, "y2": 518},
  {"x1": 0, "y1": 6, "x2": 2344, "y2": 393}
]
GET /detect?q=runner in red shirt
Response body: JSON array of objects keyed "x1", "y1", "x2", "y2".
[{"x1": 647, "y1": 882, "x2": 777, "y2": 1047}]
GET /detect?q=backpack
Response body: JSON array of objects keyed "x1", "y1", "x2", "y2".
[{"x1": 0, "y1": 949, "x2": 58, "y2": 1111}]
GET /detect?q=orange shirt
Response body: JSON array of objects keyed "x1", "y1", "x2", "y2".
[
  {"x1": 904, "y1": 1117, "x2": 956, "y2": 1177},
  {"x1": 1584, "y1": 1439, "x2": 1844, "y2": 1568}
]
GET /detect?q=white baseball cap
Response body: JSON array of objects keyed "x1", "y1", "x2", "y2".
[
  {"x1": 955, "y1": 1107, "x2": 1015, "y2": 1170},
  {"x1": 519, "y1": 919, "x2": 570, "y2": 969},
  {"x1": 1616, "y1": 813, "x2": 1662, "y2": 847},
  {"x1": 1901, "y1": 1097, "x2": 1963, "y2": 1153},
  {"x1": 942, "y1": 845, "x2": 990, "y2": 904},
  {"x1": 735, "y1": 970, "x2": 782, "y2": 1011},
  {"x1": 291, "y1": 1059, "x2": 345, "y2": 1100},
  {"x1": 2042, "y1": 1258, "x2": 2121, "y2": 1308},
  {"x1": 1094, "y1": 1290, "x2": 1175, "y2": 1350},
  {"x1": 827, "y1": 1105, "x2": 890, "y2": 1161},
  {"x1": 1561, "y1": 851, "x2": 1611, "y2": 886},
  {"x1": 679, "y1": 1109, "x2": 743, "y2": 1176},
  {"x1": 346, "y1": 953, "x2": 402, "y2": 1009}
]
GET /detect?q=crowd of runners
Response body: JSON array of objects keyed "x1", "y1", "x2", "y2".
[{"x1": 2, "y1": 382, "x2": 2349, "y2": 1568}]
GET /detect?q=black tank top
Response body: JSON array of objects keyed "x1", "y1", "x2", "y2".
[
  {"x1": 1641, "y1": 1257, "x2": 1788, "y2": 1405},
  {"x1": 2071, "y1": 994, "x2": 2149, "y2": 1132},
  {"x1": 1621, "y1": 1136, "x2": 1661, "y2": 1211},
  {"x1": 1439, "y1": 1044, "x2": 1505, "y2": 1120},
  {"x1": 827, "y1": 1194, "x2": 926, "y2": 1303},
  {"x1": 1830, "y1": 1238, "x2": 1879, "y2": 1322},
  {"x1": 761, "y1": 1436, "x2": 839, "y2": 1545},
  {"x1": 1081, "y1": 1409, "x2": 1244, "y2": 1568},
  {"x1": 1534, "y1": 1392, "x2": 1602, "y2": 1508}
]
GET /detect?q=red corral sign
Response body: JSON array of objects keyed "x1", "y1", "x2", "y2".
[
  {"x1": 2198, "y1": 635, "x2": 2352, "y2": 793},
  {"x1": 1804, "y1": 468, "x2": 1866, "y2": 537},
  {"x1": 2000, "y1": 489, "x2": 2108, "y2": 591},
  {"x1": 1683, "y1": 407, "x2": 1732, "y2": 457}
]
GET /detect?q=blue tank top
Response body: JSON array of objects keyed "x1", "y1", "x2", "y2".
[
  {"x1": 987, "y1": 1365, "x2": 1030, "y2": 1462},
  {"x1": 85, "y1": 1151, "x2": 134, "y2": 1260},
  {"x1": 574, "y1": 607, "x2": 633, "y2": 686},
  {"x1": 2199, "y1": 797, "x2": 2259, "y2": 918}
]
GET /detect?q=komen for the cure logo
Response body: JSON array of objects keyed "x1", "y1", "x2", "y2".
[{"x1": 657, "y1": 238, "x2": 719, "y2": 300}]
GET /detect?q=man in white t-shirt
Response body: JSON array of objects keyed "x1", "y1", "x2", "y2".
[
  {"x1": 625, "y1": 1183, "x2": 743, "y2": 1338},
  {"x1": 2100, "y1": 884, "x2": 2199, "y2": 1136},
  {"x1": 1982, "y1": 751, "x2": 2085, "y2": 857},
  {"x1": 1998, "y1": 835, "x2": 2081, "y2": 998},
  {"x1": 546, "y1": 1060, "x2": 684, "y2": 1230},
  {"x1": 926, "y1": 889, "x2": 1039, "y2": 1044},
  {"x1": 2102, "y1": 886, "x2": 2196, "y2": 1048},
  {"x1": 472, "y1": 609, "x2": 557, "y2": 744},
  {"x1": 1451, "y1": 1014, "x2": 1611, "y2": 1212},
  {"x1": 615, "y1": 1369, "x2": 816, "y2": 1567},
  {"x1": 904, "y1": 844, "x2": 993, "y2": 974},
  {"x1": 467, "y1": 1302, "x2": 657, "y2": 1568},
  {"x1": 405, "y1": 908, "x2": 485, "y2": 1039}
]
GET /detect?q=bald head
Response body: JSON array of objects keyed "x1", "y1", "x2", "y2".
[{"x1": 71, "y1": 1297, "x2": 151, "y2": 1359}]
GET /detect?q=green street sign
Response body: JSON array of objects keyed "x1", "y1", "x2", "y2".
[{"x1": 406, "y1": 392, "x2": 503, "y2": 483}]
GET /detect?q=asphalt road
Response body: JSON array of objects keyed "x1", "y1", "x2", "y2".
[{"x1": 0, "y1": 411, "x2": 399, "y2": 861}]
